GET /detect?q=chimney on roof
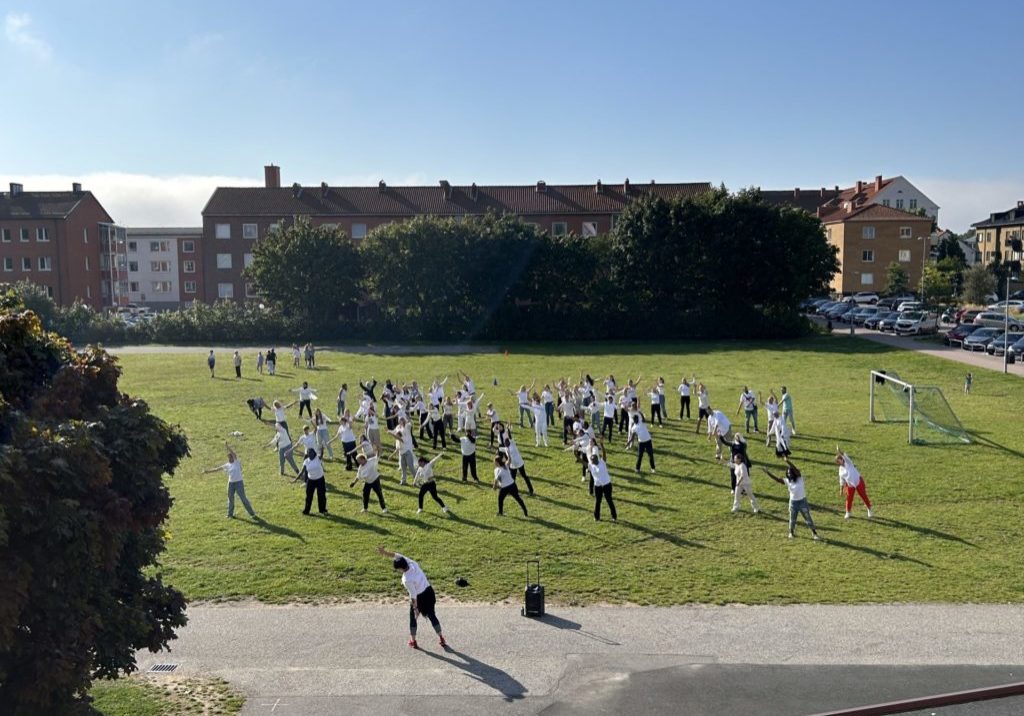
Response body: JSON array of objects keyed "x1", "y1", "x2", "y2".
[
  {"x1": 292, "y1": 182, "x2": 302, "y2": 198},
  {"x1": 265, "y1": 164, "x2": 281, "y2": 189},
  {"x1": 9, "y1": 182, "x2": 23, "y2": 197},
  {"x1": 1018, "y1": 200, "x2": 1023, "y2": 209},
  {"x1": 378, "y1": 180, "x2": 386, "y2": 192},
  {"x1": 72, "y1": 182, "x2": 82, "y2": 194},
  {"x1": 320, "y1": 181, "x2": 329, "y2": 197},
  {"x1": 820, "y1": 187, "x2": 826, "y2": 197},
  {"x1": 595, "y1": 180, "x2": 603, "y2": 194},
  {"x1": 469, "y1": 182, "x2": 478, "y2": 201},
  {"x1": 875, "y1": 175, "x2": 883, "y2": 191},
  {"x1": 856, "y1": 180, "x2": 864, "y2": 194},
  {"x1": 623, "y1": 178, "x2": 631, "y2": 195},
  {"x1": 835, "y1": 185, "x2": 839, "y2": 193},
  {"x1": 650, "y1": 180, "x2": 656, "y2": 185},
  {"x1": 536, "y1": 180, "x2": 547, "y2": 193},
  {"x1": 794, "y1": 187, "x2": 801, "y2": 199},
  {"x1": 439, "y1": 180, "x2": 452, "y2": 200}
]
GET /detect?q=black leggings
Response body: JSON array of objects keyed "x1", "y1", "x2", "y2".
[
  {"x1": 432, "y1": 420, "x2": 446, "y2": 449},
  {"x1": 461, "y1": 454, "x2": 478, "y2": 482},
  {"x1": 410, "y1": 585, "x2": 441, "y2": 636},
  {"x1": 602, "y1": 416, "x2": 614, "y2": 440},
  {"x1": 419, "y1": 414, "x2": 430, "y2": 439},
  {"x1": 617, "y1": 409, "x2": 629, "y2": 433},
  {"x1": 562, "y1": 416, "x2": 574, "y2": 444},
  {"x1": 299, "y1": 400, "x2": 312, "y2": 418},
  {"x1": 303, "y1": 478, "x2": 326, "y2": 514},
  {"x1": 362, "y1": 480, "x2": 386, "y2": 510},
  {"x1": 343, "y1": 440, "x2": 356, "y2": 470},
  {"x1": 636, "y1": 440, "x2": 655, "y2": 471},
  {"x1": 680, "y1": 395, "x2": 691, "y2": 419},
  {"x1": 651, "y1": 403, "x2": 663, "y2": 426},
  {"x1": 512, "y1": 465, "x2": 534, "y2": 495},
  {"x1": 498, "y1": 483, "x2": 528, "y2": 516},
  {"x1": 594, "y1": 483, "x2": 617, "y2": 520},
  {"x1": 418, "y1": 482, "x2": 446, "y2": 510}
]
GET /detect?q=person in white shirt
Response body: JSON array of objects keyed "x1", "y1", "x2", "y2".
[
  {"x1": 601, "y1": 395, "x2": 616, "y2": 440},
  {"x1": 427, "y1": 402, "x2": 446, "y2": 450},
  {"x1": 531, "y1": 397, "x2": 549, "y2": 447},
  {"x1": 203, "y1": 442, "x2": 256, "y2": 519},
  {"x1": 298, "y1": 425, "x2": 319, "y2": 462},
  {"x1": 292, "y1": 344, "x2": 301, "y2": 368},
  {"x1": 352, "y1": 454, "x2": 387, "y2": 513},
  {"x1": 694, "y1": 384, "x2": 710, "y2": 433},
  {"x1": 376, "y1": 547, "x2": 446, "y2": 650},
  {"x1": 678, "y1": 377, "x2": 692, "y2": 420},
  {"x1": 485, "y1": 403, "x2": 501, "y2": 447},
  {"x1": 256, "y1": 351, "x2": 265, "y2": 375},
  {"x1": 780, "y1": 386, "x2": 796, "y2": 434},
  {"x1": 327, "y1": 415, "x2": 358, "y2": 470},
  {"x1": 707, "y1": 408, "x2": 732, "y2": 461},
  {"x1": 451, "y1": 429, "x2": 479, "y2": 482},
  {"x1": 836, "y1": 448, "x2": 873, "y2": 519},
  {"x1": 266, "y1": 347, "x2": 277, "y2": 376},
  {"x1": 313, "y1": 408, "x2": 333, "y2": 460},
  {"x1": 232, "y1": 350, "x2": 242, "y2": 379},
  {"x1": 770, "y1": 416, "x2": 792, "y2": 458},
  {"x1": 493, "y1": 455, "x2": 528, "y2": 517},
  {"x1": 414, "y1": 454, "x2": 448, "y2": 514},
  {"x1": 559, "y1": 394, "x2": 577, "y2": 445},
  {"x1": 337, "y1": 383, "x2": 348, "y2": 418},
  {"x1": 657, "y1": 377, "x2": 667, "y2": 424},
  {"x1": 628, "y1": 413, "x2": 655, "y2": 474},
  {"x1": 511, "y1": 381, "x2": 536, "y2": 428},
  {"x1": 541, "y1": 386, "x2": 555, "y2": 427},
  {"x1": 764, "y1": 393, "x2": 780, "y2": 446},
  {"x1": 499, "y1": 434, "x2": 534, "y2": 495},
  {"x1": 207, "y1": 349, "x2": 216, "y2": 378},
  {"x1": 731, "y1": 453, "x2": 759, "y2": 513},
  {"x1": 266, "y1": 423, "x2": 300, "y2": 476},
  {"x1": 588, "y1": 454, "x2": 617, "y2": 522},
  {"x1": 648, "y1": 385, "x2": 664, "y2": 427},
  {"x1": 272, "y1": 399, "x2": 296, "y2": 437},
  {"x1": 763, "y1": 460, "x2": 820, "y2": 540},
  {"x1": 391, "y1": 418, "x2": 417, "y2": 485},
  {"x1": 736, "y1": 387, "x2": 759, "y2": 434},
  {"x1": 616, "y1": 391, "x2": 631, "y2": 434},
  {"x1": 299, "y1": 449, "x2": 328, "y2": 516}
]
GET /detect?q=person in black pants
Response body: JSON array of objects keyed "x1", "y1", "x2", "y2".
[
  {"x1": 297, "y1": 449, "x2": 328, "y2": 515},
  {"x1": 719, "y1": 432, "x2": 751, "y2": 491},
  {"x1": 493, "y1": 455, "x2": 528, "y2": 517},
  {"x1": 453, "y1": 429, "x2": 479, "y2": 482},
  {"x1": 414, "y1": 454, "x2": 448, "y2": 514},
  {"x1": 352, "y1": 454, "x2": 387, "y2": 513},
  {"x1": 376, "y1": 547, "x2": 447, "y2": 650},
  {"x1": 588, "y1": 454, "x2": 617, "y2": 521},
  {"x1": 360, "y1": 378, "x2": 378, "y2": 402},
  {"x1": 628, "y1": 413, "x2": 656, "y2": 474},
  {"x1": 601, "y1": 395, "x2": 615, "y2": 441},
  {"x1": 428, "y1": 403, "x2": 446, "y2": 449}
]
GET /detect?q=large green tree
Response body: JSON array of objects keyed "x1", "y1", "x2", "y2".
[
  {"x1": 962, "y1": 264, "x2": 997, "y2": 305},
  {"x1": 245, "y1": 217, "x2": 363, "y2": 322},
  {"x1": 0, "y1": 296, "x2": 189, "y2": 714},
  {"x1": 885, "y1": 262, "x2": 910, "y2": 296}
]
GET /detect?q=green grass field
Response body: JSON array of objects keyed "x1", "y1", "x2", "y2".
[{"x1": 116, "y1": 337, "x2": 1024, "y2": 606}]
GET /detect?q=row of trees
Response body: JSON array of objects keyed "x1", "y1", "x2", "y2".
[{"x1": 246, "y1": 188, "x2": 840, "y2": 340}]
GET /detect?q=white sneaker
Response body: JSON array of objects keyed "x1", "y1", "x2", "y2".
[
  {"x1": 416, "y1": 508, "x2": 423, "y2": 514},
  {"x1": 731, "y1": 506, "x2": 739, "y2": 513},
  {"x1": 442, "y1": 506, "x2": 449, "y2": 513},
  {"x1": 812, "y1": 533, "x2": 821, "y2": 541},
  {"x1": 788, "y1": 532, "x2": 794, "y2": 539},
  {"x1": 360, "y1": 508, "x2": 367, "y2": 513},
  {"x1": 752, "y1": 507, "x2": 759, "y2": 514},
  {"x1": 844, "y1": 511, "x2": 851, "y2": 519},
  {"x1": 399, "y1": 480, "x2": 406, "y2": 486},
  {"x1": 382, "y1": 508, "x2": 388, "y2": 514},
  {"x1": 867, "y1": 508, "x2": 873, "y2": 519}
]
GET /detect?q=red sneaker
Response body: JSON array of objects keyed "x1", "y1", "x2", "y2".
[
  {"x1": 439, "y1": 635, "x2": 448, "y2": 648},
  {"x1": 408, "y1": 638, "x2": 418, "y2": 649}
]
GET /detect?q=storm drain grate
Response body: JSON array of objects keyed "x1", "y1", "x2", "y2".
[{"x1": 149, "y1": 663, "x2": 178, "y2": 673}]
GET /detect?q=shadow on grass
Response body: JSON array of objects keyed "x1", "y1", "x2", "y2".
[
  {"x1": 446, "y1": 512, "x2": 503, "y2": 532},
  {"x1": 532, "y1": 494, "x2": 588, "y2": 513},
  {"x1": 619, "y1": 519, "x2": 705, "y2": 549},
  {"x1": 248, "y1": 517, "x2": 306, "y2": 542},
  {"x1": 530, "y1": 515, "x2": 591, "y2": 537},
  {"x1": 534, "y1": 613, "x2": 621, "y2": 646},
  {"x1": 870, "y1": 516, "x2": 976, "y2": 547},
  {"x1": 968, "y1": 431, "x2": 1024, "y2": 460},
  {"x1": 418, "y1": 648, "x2": 526, "y2": 701},
  {"x1": 320, "y1": 512, "x2": 390, "y2": 534},
  {"x1": 822, "y1": 536, "x2": 933, "y2": 567},
  {"x1": 611, "y1": 496, "x2": 679, "y2": 513}
]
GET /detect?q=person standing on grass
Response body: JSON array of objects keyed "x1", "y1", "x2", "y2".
[
  {"x1": 707, "y1": 406, "x2": 732, "y2": 461},
  {"x1": 493, "y1": 454, "x2": 529, "y2": 517},
  {"x1": 298, "y1": 449, "x2": 329, "y2": 516},
  {"x1": 512, "y1": 382, "x2": 536, "y2": 427},
  {"x1": 764, "y1": 392, "x2": 780, "y2": 444},
  {"x1": 763, "y1": 460, "x2": 820, "y2": 540},
  {"x1": 246, "y1": 396, "x2": 267, "y2": 421},
  {"x1": 731, "y1": 452, "x2": 759, "y2": 513},
  {"x1": 964, "y1": 372, "x2": 972, "y2": 395},
  {"x1": 298, "y1": 425, "x2": 319, "y2": 462},
  {"x1": 337, "y1": 383, "x2": 348, "y2": 418},
  {"x1": 541, "y1": 384, "x2": 555, "y2": 427},
  {"x1": 352, "y1": 453, "x2": 387, "y2": 513},
  {"x1": 780, "y1": 386, "x2": 796, "y2": 434},
  {"x1": 292, "y1": 344, "x2": 301, "y2": 368},
  {"x1": 266, "y1": 423, "x2": 300, "y2": 477},
  {"x1": 485, "y1": 403, "x2": 501, "y2": 447},
  {"x1": 207, "y1": 350, "x2": 216, "y2": 378},
  {"x1": 500, "y1": 433, "x2": 534, "y2": 496},
  {"x1": 588, "y1": 453, "x2": 617, "y2": 522},
  {"x1": 203, "y1": 442, "x2": 257, "y2": 519},
  {"x1": 678, "y1": 377, "x2": 692, "y2": 420},
  {"x1": 293, "y1": 381, "x2": 317, "y2": 419},
  {"x1": 657, "y1": 378, "x2": 667, "y2": 424},
  {"x1": 313, "y1": 408, "x2": 333, "y2": 460},
  {"x1": 272, "y1": 398, "x2": 296, "y2": 437},
  {"x1": 428, "y1": 401, "x2": 446, "y2": 450},
  {"x1": 628, "y1": 412, "x2": 656, "y2": 474},
  {"x1": 836, "y1": 448, "x2": 873, "y2": 519},
  {"x1": 233, "y1": 350, "x2": 242, "y2": 379},
  {"x1": 376, "y1": 547, "x2": 447, "y2": 650},
  {"x1": 256, "y1": 350, "x2": 265, "y2": 375},
  {"x1": 452, "y1": 428, "x2": 479, "y2": 482},
  {"x1": 266, "y1": 347, "x2": 276, "y2": 376},
  {"x1": 649, "y1": 384, "x2": 664, "y2": 427},
  {"x1": 413, "y1": 454, "x2": 448, "y2": 515},
  {"x1": 391, "y1": 417, "x2": 417, "y2": 486},
  {"x1": 695, "y1": 383, "x2": 710, "y2": 433},
  {"x1": 360, "y1": 377, "x2": 379, "y2": 402},
  {"x1": 601, "y1": 393, "x2": 616, "y2": 440},
  {"x1": 737, "y1": 386, "x2": 759, "y2": 433},
  {"x1": 718, "y1": 432, "x2": 750, "y2": 491},
  {"x1": 531, "y1": 395, "x2": 549, "y2": 447},
  {"x1": 770, "y1": 413, "x2": 792, "y2": 459}
]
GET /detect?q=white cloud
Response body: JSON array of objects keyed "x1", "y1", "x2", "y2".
[
  {"x1": 4, "y1": 12, "x2": 52, "y2": 61},
  {"x1": 917, "y1": 178, "x2": 1024, "y2": 234},
  {"x1": 0, "y1": 171, "x2": 433, "y2": 226}
]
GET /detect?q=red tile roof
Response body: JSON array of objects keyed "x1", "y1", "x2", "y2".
[
  {"x1": 819, "y1": 203, "x2": 932, "y2": 223},
  {"x1": 202, "y1": 181, "x2": 713, "y2": 218}
]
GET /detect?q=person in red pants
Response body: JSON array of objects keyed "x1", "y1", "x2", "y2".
[{"x1": 836, "y1": 447, "x2": 873, "y2": 519}]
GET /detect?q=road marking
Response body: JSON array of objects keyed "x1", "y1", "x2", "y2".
[{"x1": 259, "y1": 699, "x2": 288, "y2": 712}]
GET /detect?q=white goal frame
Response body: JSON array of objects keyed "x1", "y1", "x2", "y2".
[{"x1": 869, "y1": 370, "x2": 916, "y2": 444}]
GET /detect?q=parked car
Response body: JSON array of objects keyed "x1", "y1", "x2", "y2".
[
  {"x1": 987, "y1": 332, "x2": 1024, "y2": 356},
  {"x1": 815, "y1": 301, "x2": 838, "y2": 315},
  {"x1": 962, "y1": 327, "x2": 1003, "y2": 352},
  {"x1": 850, "y1": 306, "x2": 883, "y2": 325},
  {"x1": 973, "y1": 311, "x2": 1024, "y2": 330},
  {"x1": 1009, "y1": 289, "x2": 1024, "y2": 301},
  {"x1": 864, "y1": 311, "x2": 896, "y2": 330},
  {"x1": 897, "y1": 300, "x2": 924, "y2": 313},
  {"x1": 956, "y1": 308, "x2": 983, "y2": 325},
  {"x1": 944, "y1": 322, "x2": 983, "y2": 346},
  {"x1": 1006, "y1": 335, "x2": 1024, "y2": 363},
  {"x1": 876, "y1": 312, "x2": 903, "y2": 332},
  {"x1": 826, "y1": 303, "x2": 855, "y2": 321},
  {"x1": 846, "y1": 292, "x2": 879, "y2": 305},
  {"x1": 895, "y1": 311, "x2": 939, "y2": 336},
  {"x1": 799, "y1": 297, "x2": 828, "y2": 312},
  {"x1": 985, "y1": 300, "x2": 1024, "y2": 311}
]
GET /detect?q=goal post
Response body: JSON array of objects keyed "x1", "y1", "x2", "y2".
[{"x1": 870, "y1": 370, "x2": 970, "y2": 445}]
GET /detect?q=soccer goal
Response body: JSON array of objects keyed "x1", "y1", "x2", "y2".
[{"x1": 869, "y1": 371, "x2": 970, "y2": 445}]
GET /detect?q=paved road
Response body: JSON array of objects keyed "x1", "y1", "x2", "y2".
[{"x1": 136, "y1": 604, "x2": 1024, "y2": 715}]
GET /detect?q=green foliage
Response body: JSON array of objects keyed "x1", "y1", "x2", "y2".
[
  {"x1": 885, "y1": 262, "x2": 910, "y2": 296},
  {"x1": 962, "y1": 264, "x2": 997, "y2": 305},
  {"x1": 922, "y1": 263, "x2": 955, "y2": 303},
  {"x1": 245, "y1": 217, "x2": 362, "y2": 322},
  {"x1": 935, "y1": 234, "x2": 967, "y2": 266},
  {"x1": 145, "y1": 301, "x2": 305, "y2": 344},
  {"x1": 0, "y1": 303, "x2": 190, "y2": 714}
]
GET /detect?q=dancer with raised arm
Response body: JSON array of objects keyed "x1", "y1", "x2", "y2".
[
  {"x1": 203, "y1": 442, "x2": 257, "y2": 519},
  {"x1": 413, "y1": 454, "x2": 448, "y2": 515},
  {"x1": 836, "y1": 446, "x2": 873, "y2": 519},
  {"x1": 763, "y1": 459, "x2": 820, "y2": 540}
]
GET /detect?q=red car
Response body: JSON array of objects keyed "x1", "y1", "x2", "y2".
[{"x1": 944, "y1": 323, "x2": 982, "y2": 346}]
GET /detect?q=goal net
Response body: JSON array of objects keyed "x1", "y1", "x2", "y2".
[{"x1": 869, "y1": 370, "x2": 970, "y2": 445}]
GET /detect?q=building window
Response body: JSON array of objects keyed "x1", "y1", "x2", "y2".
[
  {"x1": 245, "y1": 282, "x2": 258, "y2": 298},
  {"x1": 152, "y1": 281, "x2": 172, "y2": 293},
  {"x1": 826, "y1": 227, "x2": 833, "y2": 241},
  {"x1": 3, "y1": 257, "x2": 12, "y2": 271},
  {"x1": 899, "y1": 226, "x2": 912, "y2": 239},
  {"x1": 150, "y1": 261, "x2": 171, "y2": 272},
  {"x1": 896, "y1": 199, "x2": 904, "y2": 209},
  {"x1": 216, "y1": 253, "x2": 233, "y2": 269},
  {"x1": 899, "y1": 249, "x2": 911, "y2": 262},
  {"x1": 862, "y1": 226, "x2": 875, "y2": 239},
  {"x1": 582, "y1": 221, "x2": 598, "y2": 237},
  {"x1": 117, "y1": 280, "x2": 129, "y2": 296},
  {"x1": 351, "y1": 223, "x2": 368, "y2": 240},
  {"x1": 44, "y1": 286, "x2": 53, "y2": 298},
  {"x1": 243, "y1": 253, "x2": 254, "y2": 268},
  {"x1": 127, "y1": 240, "x2": 136, "y2": 252},
  {"x1": 909, "y1": 199, "x2": 917, "y2": 210},
  {"x1": 182, "y1": 240, "x2": 195, "y2": 253},
  {"x1": 861, "y1": 273, "x2": 874, "y2": 285},
  {"x1": 20, "y1": 228, "x2": 30, "y2": 242},
  {"x1": 183, "y1": 260, "x2": 196, "y2": 273},
  {"x1": 85, "y1": 257, "x2": 90, "y2": 271},
  {"x1": 36, "y1": 228, "x2": 49, "y2": 242},
  {"x1": 150, "y1": 241, "x2": 160, "y2": 252},
  {"x1": 129, "y1": 281, "x2": 140, "y2": 292},
  {"x1": 242, "y1": 223, "x2": 258, "y2": 239},
  {"x1": 128, "y1": 261, "x2": 139, "y2": 272},
  {"x1": 217, "y1": 282, "x2": 234, "y2": 299},
  {"x1": 861, "y1": 250, "x2": 874, "y2": 262},
  {"x1": 1, "y1": 228, "x2": 10, "y2": 242},
  {"x1": 215, "y1": 223, "x2": 231, "y2": 239},
  {"x1": 101, "y1": 281, "x2": 110, "y2": 297},
  {"x1": 22, "y1": 257, "x2": 31, "y2": 271},
  {"x1": 552, "y1": 222, "x2": 568, "y2": 236},
  {"x1": 38, "y1": 257, "x2": 52, "y2": 271},
  {"x1": 881, "y1": 199, "x2": 890, "y2": 207},
  {"x1": 184, "y1": 281, "x2": 197, "y2": 294}
]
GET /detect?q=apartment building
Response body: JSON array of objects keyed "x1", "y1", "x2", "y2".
[
  {"x1": 971, "y1": 201, "x2": 1024, "y2": 267},
  {"x1": 0, "y1": 181, "x2": 126, "y2": 309},
  {"x1": 200, "y1": 165, "x2": 712, "y2": 301},
  {"x1": 124, "y1": 227, "x2": 204, "y2": 308}
]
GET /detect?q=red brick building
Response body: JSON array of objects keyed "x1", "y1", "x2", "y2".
[
  {"x1": 201, "y1": 165, "x2": 712, "y2": 301},
  {"x1": 0, "y1": 182, "x2": 127, "y2": 309}
]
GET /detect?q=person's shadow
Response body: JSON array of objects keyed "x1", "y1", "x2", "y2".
[{"x1": 418, "y1": 648, "x2": 527, "y2": 701}]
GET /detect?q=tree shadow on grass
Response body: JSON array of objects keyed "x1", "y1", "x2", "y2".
[
  {"x1": 418, "y1": 648, "x2": 526, "y2": 702},
  {"x1": 619, "y1": 519, "x2": 706, "y2": 549},
  {"x1": 247, "y1": 517, "x2": 306, "y2": 543},
  {"x1": 534, "y1": 613, "x2": 622, "y2": 646}
]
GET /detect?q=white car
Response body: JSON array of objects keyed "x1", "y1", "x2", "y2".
[
  {"x1": 846, "y1": 292, "x2": 879, "y2": 305},
  {"x1": 895, "y1": 311, "x2": 939, "y2": 336},
  {"x1": 896, "y1": 300, "x2": 923, "y2": 312},
  {"x1": 986, "y1": 300, "x2": 1024, "y2": 311}
]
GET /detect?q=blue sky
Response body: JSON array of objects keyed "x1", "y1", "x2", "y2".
[{"x1": 2, "y1": 0, "x2": 1022, "y2": 230}]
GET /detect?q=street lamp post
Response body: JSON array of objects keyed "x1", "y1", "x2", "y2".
[
  {"x1": 919, "y1": 234, "x2": 929, "y2": 307},
  {"x1": 1004, "y1": 271, "x2": 1010, "y2": 375}
]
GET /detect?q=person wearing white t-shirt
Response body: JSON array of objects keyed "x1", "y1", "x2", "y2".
[
  {"x1": 493, "y1": 455, "x2": 528, "y2": 517},
  {"x1": 678, "y1": 378, "x2": 692, "y2": 420},
  {"x1": 763, "y1": 460, "x2": 819, "y2": 540},
  {"x1": 511, "y1": 382, "x2": 536, "y2": 428},
  {"x1": 736, "y1": 387, "x2": 759, "y2": 434},
  {"x1": 628, "y1": 413, "x2": 655, "y2": 474},
  {"x1": 707, "y1": 408, "x2": 732, "y2": 461},
  {"x1": 391, "y1": 418, "x2": 417, "y2": 485},
  {"x1": 293, "y1": 381, "x2": 317, "y2": 419},
  {"x1": 730, "y1": 453, "x2": 759, "y2": 513},
  {"x1": 836, "y1": 448, "x2": 873, "y2": 519},
  {"x1": 313, "y1": 408, "x2": 333, "y2": 459},
  {"x1": 327, "y1": 415, "x2": 359, "y2": 470},
  {"x1": 352, "y1": 454, "x2": 387, "y2": 513},
  {"x1": 695, "y1": 384, "x2": 710, "y2": 433},
  {"x1": 298, "y1": 425, "x2": 319, "y2": 462},
  {"x1": 770, "y1": 417, "x2": 792, "y2": 458},
  {"x1": 376, "y1": 547, "x2": 447, "y2": 650},
  {"x1": 657, "y1": 378, "x2": 667, "y2": 424},
  {"x1": 500, "y1": 434, "x2": 534, "y2": 495},
  {"x1": 203, "y1": 443, "x2": 256, "y2": 519},
  {"x1": 648, "y1": 386, "x2": 664, "y2": 427},
  {"x1": 541, "y1": 386, "x2": 555, "y2": 427},
  {"x1": 266, "y1": 423, "x2": 300, "y2": 476},
  {"x1": 336, "y1": 383, "x2": 348, "y2": 418},
  {"x1": 588, "y1": 454, "x2": 617, "y2": 522},
  {"x1": 531, "y1": 397, "x2": 549, "y2": 447},
  {"x1": 272, "y1": 399, "x2": 296, "y2": 437},
  {"x1": 485, "y1": 403, "x2": 501, "y2": 447},
  {"x1": 427, "y1": 402, "x2": 446, "y2": 450},
  {"x1": 601, "y1": 395, "x2": 616, "y2": 440},
  {"x1": 413, "y1": 454, "x2": 448, "y2": 514},
  {"x1": 299, "y1": 449, "x2": 328, "y2": 516},
  {"x1": 451, "y1": 429, "x2": 479, "y2": 482}
]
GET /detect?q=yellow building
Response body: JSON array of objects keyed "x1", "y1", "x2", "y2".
[{"x1": 972, "y1": 201, "x2": 1024, "y2": 266}]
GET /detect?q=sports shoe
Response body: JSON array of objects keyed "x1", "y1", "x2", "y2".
[
  {"x1": 399, "y1": 480, "x2": 407, "y2": 486},
  {"x1": 812, "y1": 533, "x2": 821, "y2": 541},
  {"x1": 731, "y1": 506, "x2": 739, "y2": 513},
  {"x1": 844, "y1": 511, "x2": 851, "y2": 519},
  {"x1": 442, "y1": 506, "x2": 449, "y2": 514},
  {"x1": 752, "y1": 507, "x2": 759, "y2": 514},
  {"x1": 408, "y1": 638, "x2": 418, "y2": 649},
  {"x1": 788, "y1": 532, "x2": 794, "y2": 539},
  {"x1": 651, "y1": 468, "x2": 656, "y2": 473},
  {"x1": 381, "y1": 508, "x2": 388, "y2": 514},
  {"x1": 867, "y1": 508, "x2": 873, "y2": 519},
  {"x1": 360, "y1": 508, "x2": 367, "y2": 513},
  {"x1": 438, "y1": 635, "x2": 448, "y2": 648},
  {"x1": 416, "y1": 508, "x2": 423, "y2": 514}
]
